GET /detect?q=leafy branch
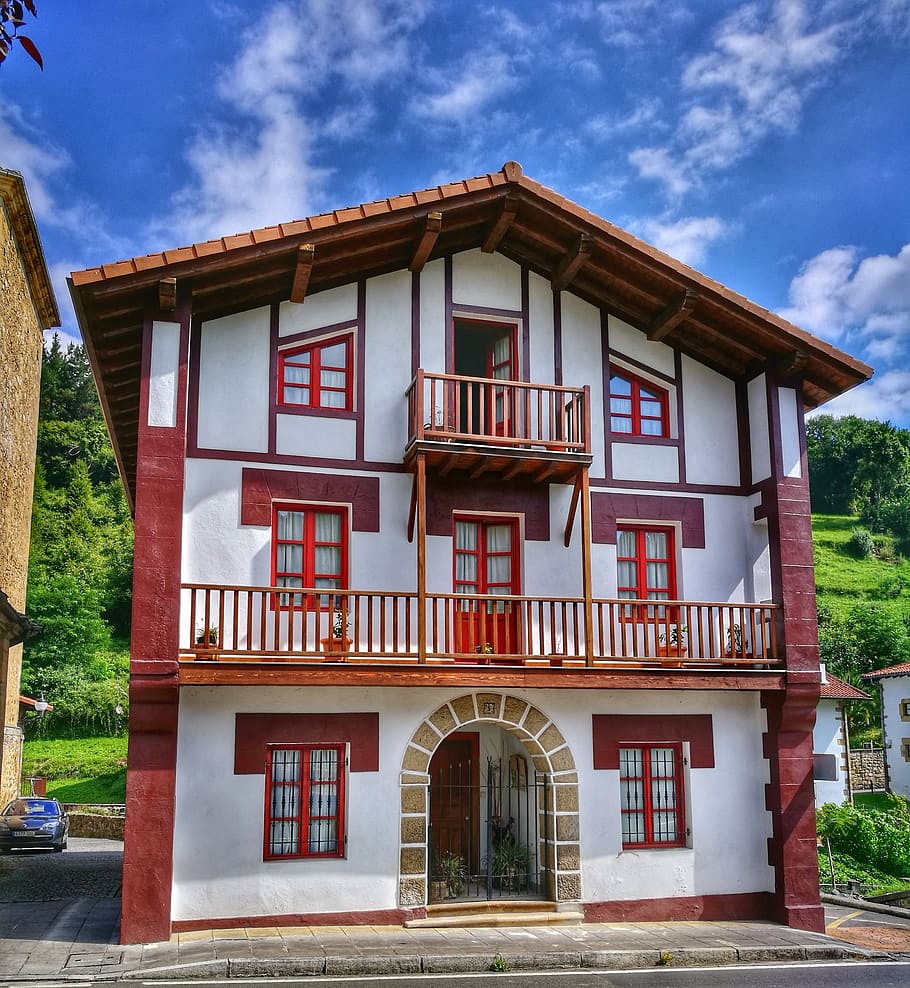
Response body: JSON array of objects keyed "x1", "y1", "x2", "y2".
[{"x1": 0, "y1": 1, "x2": 42, "y2": 69}]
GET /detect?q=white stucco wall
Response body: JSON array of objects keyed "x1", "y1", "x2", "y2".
[
  {"x1": 748, "y1": 374, "x2": 771, "y2": 484},
  {"x1": 278, "y1": 284, "x2": 357, "y2": 337},
  {"x1": 882, "y1": 676, "x2": 910, "y2": 799},
  {"x1": 197, "y1": 308, "x2": 271, "y2": 453},
  {"x1": 148, "y1": 320, "x2": 180, "y2": 428},
  {"x1": 608, "y1": 315, "x2": 675, "y2": 378},
  {"x1": 778, "y1": 387, "x2": 802, "y2": 479},
  {"x1": 682, "y1": 355, "x2": 739, "y2": 486},
  {"x1": 171, "y1": 685, "x2": 774, "y2": 922},
  {"x1": 814, "y1": 699, "x2": 848, "y2": 807},
  {"x1": 611, "y1": 443, "x2": 679, "y2": 484},
  {"x1": 452, "y1": 248, "x2": 521, "y2": 310},
  {"x1": 561, "y1": 292, "x2": 605, "y2": 476}
]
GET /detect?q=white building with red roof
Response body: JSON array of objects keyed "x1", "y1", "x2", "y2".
[
  {"x1": 863, "y1": 662, "x2": 910, "y2": 799},
  {"x1": 813, "y1": 666, "x2": 869, "y2": 807}
]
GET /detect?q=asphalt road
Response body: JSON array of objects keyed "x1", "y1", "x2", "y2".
[
  {"x1": 117, "y1": 962, "x2": 910, "y2": 987},
  {"x1": 0, "y1": 836, "x2": 122, "y2": 902}
]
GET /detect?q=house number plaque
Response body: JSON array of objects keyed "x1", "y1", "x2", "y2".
[{"x1": 483, "y1": 701, "x2": 496, "y2": 714}]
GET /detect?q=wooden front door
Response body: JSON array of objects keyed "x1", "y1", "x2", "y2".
[
  {"x1": 453, "y1": 517, "x2": 521, "y2": 656},
  {"x1": 429, "y1": 734, "x2": 479, "y2": 872}
]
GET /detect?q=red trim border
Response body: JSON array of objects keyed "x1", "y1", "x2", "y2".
[
  {"x1": 584, "y1": 891, "x2": 770, "y2": 923},
  {"x1": 592, "y1": 714, "x2": 715, "y2": 769}
]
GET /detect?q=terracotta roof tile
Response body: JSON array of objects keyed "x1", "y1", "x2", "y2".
[
  {"x1": 820, "y1": 674, "x2": 870, "y2": 700},
  {"x1": 252, "y1": 226, "x2": 283, "y2": 244},
  {"x1": 101, "y1": 260, "x2": 136, "y2": 279},
  {"x1": 279, "y1": 220, "x2": 310, "y2": 236},
  {"x1": 70, "y1": 267, "x2": 103, "y2": 286},
  {"x1": 194, "y1": 239, "x2": 226, "y2": 257},
  {"x1": 863, "y1": 661, "x2": 910, "y2": 680},
  {"x1": 309, "y1": 212, "x2": 337, "y2": 230},
  {"x1": 361, "y1": 199, "x2": 391, "y2": 217},
  {"x1": 133, "y1": 253, "x2": 165, "y2": 271}
]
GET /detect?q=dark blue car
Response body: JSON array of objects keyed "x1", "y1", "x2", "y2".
[{"x1": 0, "y1": 798, "x2": 69, "y2": 853}]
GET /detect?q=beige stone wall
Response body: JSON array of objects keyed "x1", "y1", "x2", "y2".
[
  {"x1": 1, "y1": 723, "x2": 23, "y2": 808},
  {"x1": 0, "y1": 182, "x2": 47, "y2": 789}
]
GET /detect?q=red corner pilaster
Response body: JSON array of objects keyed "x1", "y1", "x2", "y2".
[
  {"x1": 121, "y1": 306, "x2": 190, "y2": 944},
  {"x1": 760, "y1": 378, "x2": 823, "y2": 932}
]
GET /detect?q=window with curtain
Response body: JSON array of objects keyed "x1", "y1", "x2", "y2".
[
  {"x1": 618, "y1": 744, "x2": 684, "y2": 848},
  {"x1": 278, "y1": 335, "x2": 353, "y2": 410},
  {"x1": 616, "y1": 526, "x2": 675, "y2": 602},
  {"x1": 273, "y1": 505, "x2": 346, "y2": 607},
  {"x1": 454, "y1": 518, "x2": 518, "y2": 611},
  {"x1": 264, "y1": 744, "x2": 346, "y2": 859},
  {"x1": 610, "y1": 371, "x2": 669, "y2": 437}
]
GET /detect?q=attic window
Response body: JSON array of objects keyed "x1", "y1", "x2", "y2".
[
  {"x1": 610, "y1": 371, "x2": 669, "y2": 438},
  {"x1": 278, "y1": 335, "x2": 353, "y2": 411}
]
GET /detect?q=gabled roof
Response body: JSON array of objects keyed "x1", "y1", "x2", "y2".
[
  {"x1": 863, "y1": 661, "x2": 910, "y2": 681},
  {"x1": 68, "y1": 161, "x2": 872, "y2": 509},
  {"x1": 0, "y1": 168, "x2": 59, "y2": 330},
  {"x1": 819, "y1": 674, "x2": 870, "y2": 700}
]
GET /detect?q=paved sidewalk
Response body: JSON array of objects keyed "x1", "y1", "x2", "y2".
[{"x1": 0, "y1": 902, "x2": 894, "y2": 981}]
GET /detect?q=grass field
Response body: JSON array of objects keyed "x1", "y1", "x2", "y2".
[
  {"x1": 22, "y1": 736, "x2": 127, "y2": 803},
  {"x1": 812, "y1": 513, "x2": 910, "y2": 620}
]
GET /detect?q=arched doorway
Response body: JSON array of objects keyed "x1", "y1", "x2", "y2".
[{"x1": 398, "y1": 692, "x2": 581, "y2": 910}]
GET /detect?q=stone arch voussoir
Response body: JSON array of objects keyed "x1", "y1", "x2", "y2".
[{"x1": 397, "y1": 692, "x2": 581, "y2": 909}]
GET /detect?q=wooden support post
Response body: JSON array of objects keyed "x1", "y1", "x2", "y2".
[
  {"x1": 552, "y1": 234, "x2": 593, "y2": 292},
  {"x1": 564, "y1": 473, "x2": 582, "y2": 548},
  {"x1": 646, "y1": 289, "x2": 697, "y2": 342},
  {"x1": 416, "y1": 454, "x2": 427, "y2": 663},
  {"x1": 410, "y1": 212, "x2": 442, "y2": 272},
  {"x1": 407, "y1": 473, "x2": 417, "y2": 544},
  {"x1": 482, "y1": 194, "x2": 519, "y2": 253},
  {"x1": 289, "y1": 243, "x2": 315, "y2": 303},
  {"x1": 158, "y1": 277, "x2": 177, "y2": 311},
  {"x1": 579, "y1": 469, "x2": 595, "y2": 666}
]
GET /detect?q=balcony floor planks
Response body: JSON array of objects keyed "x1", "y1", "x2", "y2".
[{"x1": 178, "y1": 660, "x2": 785, "y2": 691}]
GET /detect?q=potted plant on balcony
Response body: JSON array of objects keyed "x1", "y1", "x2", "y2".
[
  {"x1": 725, "y1": 624, "x2": 753, "y2": 659},
  {"x1": 194, "y1": 625, "x2": 219, "y2": 660},
  {"x1": 320, "y1": 610, "x2": 352, "y2": 657},
  {"x1": 657, "y1": 625, "x2": 687, "y2": 665}
]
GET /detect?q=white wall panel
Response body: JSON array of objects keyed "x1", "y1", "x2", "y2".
[
  {"x1": 452, "y1": 248, "x2": 521, "y2": 310},
  {"x1": 682, "y1": 356, "x2": 739, "y2": 486},
  {"x1": 276, "y1": 413, "x2": 356, "y2": 459},
  {"x1": 748, "y1": 375, "x2": 771, "y2": 483},
  {"x1": 363, "y1": 270, "x2": 411, "y2": 462},
  {"x1": 608, "y1": 315, "x2": 675, "y2": 377},
  {"x1": 278, "y1": 284, "x2": 357, "y2": 337},
  {"x1": 197, "y1": 308, "x2": 270, "y2": 453},
  {"x1": 611, "y1": 443, "x2": 679, "y2": 483},
  {"x1": 561, "y1": 292, "x2": 605, "y2": 475},
  {"x1": 419, "y1": 258, "x2": 446, "y2": 374},
  {"x1": 778, "y1": 387, "x2": 802, "y2": 479},
  {"x1": 148, "y1": 320, "x2": 180, "y2": 428}
]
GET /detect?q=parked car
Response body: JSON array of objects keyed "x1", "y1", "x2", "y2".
[{"x1": 0, "y1": 797, "x2": 69, "y2": 853}]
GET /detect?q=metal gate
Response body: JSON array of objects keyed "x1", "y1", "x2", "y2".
[{"x1": 428, "y1": 755, "x2": 552, "y2": 903}]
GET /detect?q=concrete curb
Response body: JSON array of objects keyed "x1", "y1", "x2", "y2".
[
  {"x1": 822, "y1": 892, "x2": 910, "y2": 920},
  {"x1": 122, "y1": 942, "x2": 892, "y2": 980}
]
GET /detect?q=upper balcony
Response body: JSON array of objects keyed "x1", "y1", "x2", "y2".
[
  {"x1": 405, "y1": 370, "x2": 592, "y2": 483},
  {"x1": 179, "y1": 584, "x2": 781, "y2": 683}
]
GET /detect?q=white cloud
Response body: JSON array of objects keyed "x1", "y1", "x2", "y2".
[
  {"x1": 815, "y1": 369, "x2": 910, "y2": 422},
  {"x1": 634, "y1": 215, "x2": 728, "y2": 266},
  {"x1": 569, "y1": 0, "x2": 692, "y2": 48},
  {"x1": 0, "y1": 107, "x2": 69, "y2": 221},
  {"x1": 413, "y1": 50, "x2": 520, "y2": 123},
  {"x1": 586, "y1": 98, "x2": 663, "y2": 140},
  {"x1": 629, "y1": 0, "x2": 848, "y2": 195},
  {"x1": 778, "y1": 244, "x2": 910, "y2": 358},
  {"x1": 149, "y1": 0, "x2": 429, "y2": 245}
]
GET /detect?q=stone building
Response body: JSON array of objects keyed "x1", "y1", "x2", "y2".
[{"x1": 0, "y1": 168, "x2": 59, "y2": 807}]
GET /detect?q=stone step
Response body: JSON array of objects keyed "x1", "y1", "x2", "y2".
[{"x1": 405, "y1": 901, "x2": 584, "y2": 929}]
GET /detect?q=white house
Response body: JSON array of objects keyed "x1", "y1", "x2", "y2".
[
  {"x1": 863, "y1": 662, "x2": 910, "y2": 799},
  {"x1": 69, "y1": 162, "x2": 872, "y2": 944},
  {"x1": 813, "y1": 666, "x2": 869, "y2": 808}
]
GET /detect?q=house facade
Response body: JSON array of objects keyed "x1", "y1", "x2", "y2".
[
  {"x1": 70, "y1": 163, "x2": 871, "y2": 945},
  {"x1": 812, "y1": 667, "x2": 868, "y2": 808},
  {"x1": 863, "y1": 662, "x2": 910, "y2": 799},
  {"x1": 0, "y1": 168, "x2": 58, "y2": 808}
]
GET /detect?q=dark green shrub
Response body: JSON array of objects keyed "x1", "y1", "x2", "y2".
[{"x1": 846, "y1": 528, "x2": 874, "y2": 558}]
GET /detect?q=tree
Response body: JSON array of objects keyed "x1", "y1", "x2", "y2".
[{"x1": 0, "y1": 0, "x2": 41, "y2": 69}]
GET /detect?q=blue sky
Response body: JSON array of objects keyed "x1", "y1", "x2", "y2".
[{"x1": 3, "y1": 0, "x2": 909, "y2": 424}]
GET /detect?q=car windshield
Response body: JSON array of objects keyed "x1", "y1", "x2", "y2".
[{"x1": 3, "y1": 799, "x2": 58, "y2": 816}]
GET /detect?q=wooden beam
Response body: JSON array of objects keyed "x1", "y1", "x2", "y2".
[
  {"x1": 289, "y1": 243, "x2": 315, "y2": 303},
  {"x1": 469, "y1": 458, "x2": 492, "y2": 480},
  {"x1": 646, "y1": 289, "x2": 698, "y2": 342},
  {"x1": 579, "y1": 469, "x2": 594, "y2": 667},
  {"x1": 482, "y1": 194, "x2": 519, "y2": 253},
  {"x1": 158, "y1": 277, "x2": 177, "y2": 311},
  {"x1": 501, "y1": 460, "x2": 526, "y2": 482},
  {"x1": 407, "y1": 473, "x2": 418, "y2": 544},
  {"x1": 564, "y1": 472, "x2": 583, "y2": 548},
  {"x1": 533, "y1": 462, "x2": 561, "y2": 484},
  {"x1": 551, "y1": 234, "x2": 594, "y2": 292},
  {"x1": 410, "y1": 212, "x2": 442, "y2": 272},
  {"x1": 416, "y1": 455, "x2": 427, "y2": 664},
  {"x1": 770, "y1": 349, "x2": 807, "y2": 380}
]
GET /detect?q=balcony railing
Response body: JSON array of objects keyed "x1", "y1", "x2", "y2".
[
  {"x1": 181, "y1": 584, "x2": 780, "y2": 669},
  {"x1": 406, "y1": 370, "x2": 590, "y2": 454}
]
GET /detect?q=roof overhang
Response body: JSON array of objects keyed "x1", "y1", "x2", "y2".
[
  {"x1": 0, "y1": 590, "x2": 39, "y2": 647},
  {"x1": 0, "y1": 168, "x2": 60, "y2": 330},
  {"x1": 69, "y1": 161, "x2": 873, "y2": 510}
]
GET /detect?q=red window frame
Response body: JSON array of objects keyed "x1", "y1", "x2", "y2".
[
  {"x1": 264, "y1": 743, "x2": 346, "y2": 860},
  {"x1": 618, "y1": 743, "x2": 685, "y2": 849},
  {"x1": 452, "y1": 516, "x2": 521, "y2": 597},
  {"x1": 616, "y1": 525, "x2": 676, "y2": 600},
  {"x1": 271, "y1": 503, "x2": 348, "y2": 609},
  {"x1": 278, "y1": 334, "x2": 354, "y2": 411},
  {"x1": 609, "y1": 370, "x2": 669, "y2": 437}
]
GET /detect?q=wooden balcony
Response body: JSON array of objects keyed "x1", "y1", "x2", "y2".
[
  {"x1": 180, "y1": 584, "x2": 780, "y2": 671},
  {"x1": 405, "y1": 370, "x2": 592, "y2": 483}
]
